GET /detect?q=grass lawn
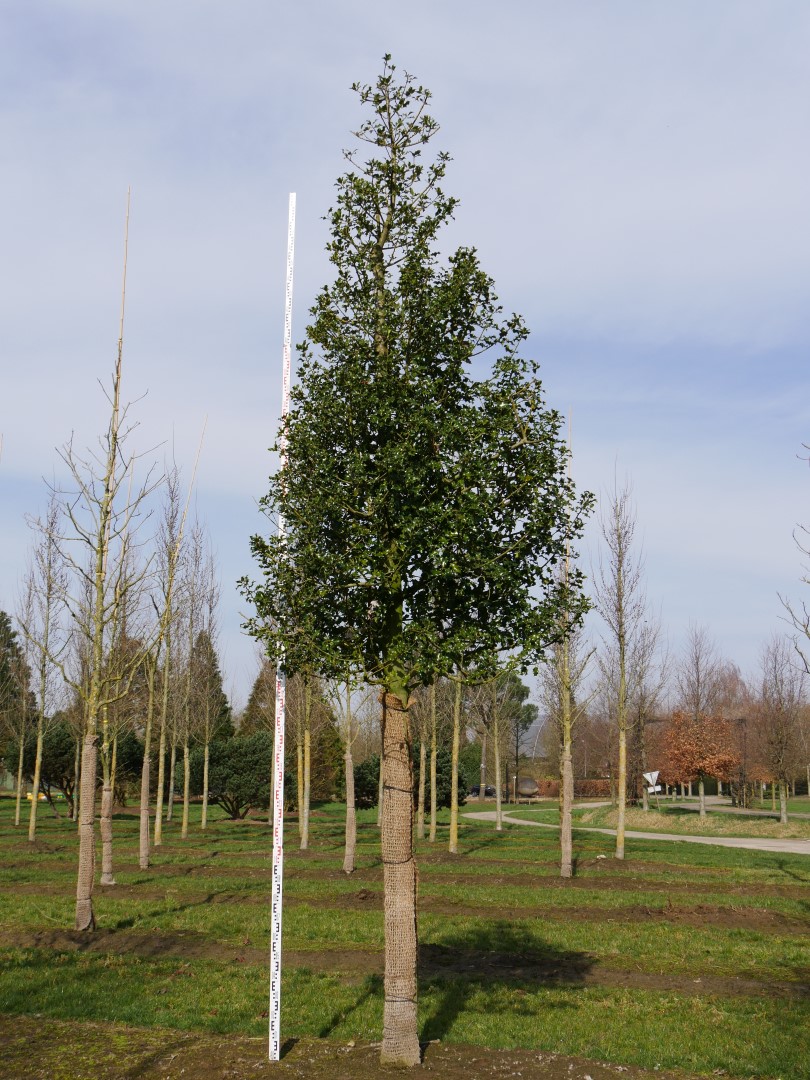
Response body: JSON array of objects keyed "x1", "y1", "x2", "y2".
[
  {"x1": 510, "y1": 802, "x2": 810, "y2": 839},
  {"x1": 0, "y1": 796, "x2": 808, "y2": 1079}
]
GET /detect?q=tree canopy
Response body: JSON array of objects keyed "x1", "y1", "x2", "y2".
[{"x1": 243, "y1": 58, "x2": 591, "y2": 702}]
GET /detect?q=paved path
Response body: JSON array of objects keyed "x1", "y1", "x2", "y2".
[{"x1": 462, "y1": 810, "x2": 810, "y2": 856}]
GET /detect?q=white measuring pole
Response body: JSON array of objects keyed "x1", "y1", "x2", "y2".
[{"x1": 269, "y1": 192, "x2": 296, "y2": 1061}]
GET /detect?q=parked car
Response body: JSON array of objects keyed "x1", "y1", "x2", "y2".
[{"x1": 468, "y1": 785, "x2": 497, "y2": 798}]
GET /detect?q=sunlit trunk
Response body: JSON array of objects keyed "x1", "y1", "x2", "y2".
[
  {"x1": 698, "y1": 776, "x2": 706, "y2": 819},
  {"x1": 343, "y1": 738, "x2": 356, "y2": 874},
  {"x1": 416, "y1": 739, "x2": 426, "y2": 840},
  {"x1": 166, "y1": 738, "x2": 177, "y2": 822},
  {"x1": 75, "y1": 734, "x2": 98, "y2": 930},
  {"x1": 14, "y1": 733, "x2": 25, "y2": 828},
  {"x1": 448, "y1": 676, "x2": 461, "y2": 854},
  {"x1": 380, "y1": 691, "x2": 420, "y2": 1067},
  {"x1": 201, "y1": 739, "x2": 210, "y2": 830},
  {"x1": 28, "y1": 722, "x2": 45, "y2": 841},
  {"x1": 779, "y1": 780, "x2": 788, "y2": 824},
  {"x1": 139, "y1": 658, "x2": 157, "y2": 869},
  {"x1": 181, "y1": 738, "x2": 190, "y2": 839},
  {"x1": 301, "y1": 683, "x2": 311, "y2": 850},
  {"x1": 493, "y1": 694, "x2": 503, "y2": 832},
  {"x1": 428, "y1": 683, "x2": 437, "y2": 842},
  {"x1": 560, "y1": 746, "x2": 574, "y2": 878}
]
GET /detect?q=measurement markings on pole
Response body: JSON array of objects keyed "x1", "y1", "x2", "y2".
[{"x1": 269, "y1": 192, "x2": 296, "y2": 1062}]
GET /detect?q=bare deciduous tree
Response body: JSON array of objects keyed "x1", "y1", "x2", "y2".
[{"x1": 594, "y1": 482, "x2": 647, "y2": 859}]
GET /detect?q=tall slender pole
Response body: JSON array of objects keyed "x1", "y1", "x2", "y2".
[{"x1": 269, "y1": 193, "x2": 296, "y2": 1061}]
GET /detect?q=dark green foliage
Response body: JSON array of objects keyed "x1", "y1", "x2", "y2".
[
  {"x1": 112, "y1": 730, "x2": 145, "y2": 804},
  {"x1": 242, "y1": 60, "x2": 592, "y2": 703},
  {"x1": 353, "y1": 754, "x2": 380, "y2": 809},
  {"x1": 191, "y1": 631, "x2": 233, "y2": 740},
  {"x1": 23, "y1": 719, "x2": 79, "y2": 814},
  {"x1": 188, "y1": 732, "x2": 272, "y2": 819},
  {"x1": 239, "y1": 659, "x2": 274, "y2": 735},
  {"x1": 415, "y1": 744, "x2": 467, "y2": 810},
  {"x1": 0, "y1": 610, "x2": 32, "y2": 761},
  {"x1": 458, "y1": 741, "x2": 482, "y2": 792}
]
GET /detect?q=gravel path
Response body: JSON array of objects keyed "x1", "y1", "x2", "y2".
[{"x1": 462, "y1": 810, "x2": 810, "y2": 855}]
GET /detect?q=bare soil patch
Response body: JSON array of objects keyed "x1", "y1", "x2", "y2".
[{"x1": 0, "y1": 1014, "x2": 708, "y2": 1080}]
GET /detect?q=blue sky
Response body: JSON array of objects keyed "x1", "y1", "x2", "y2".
[{"x1": 1, "y1": 1, "x2": 809, "y2": 706}]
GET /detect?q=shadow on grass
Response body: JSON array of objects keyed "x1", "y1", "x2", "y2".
[
  {"x1": 317, "y1": 974, "x2": 382, "y2": 1038},
  {"x1": 312, "y1": 919, "x2": 594, "y2": 1051},
  {"x1": 419, "y1": 920, "x2": 594, "y2": 1045}
]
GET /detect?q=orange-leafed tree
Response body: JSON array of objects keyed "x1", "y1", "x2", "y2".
[{"x1": 663, "y1": 711, "x2": 738, "y2": 819}]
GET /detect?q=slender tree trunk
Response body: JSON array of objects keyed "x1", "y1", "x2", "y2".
[
  {"x1": 154, "y1": 639, "x2": 171, "y2": 847},
  {"x1": 73, "y1": 736, "x2": 81, "y2": 822},
  {"x1": 181, "y1": 737, "x2": 190, "y2": 839},
  {"x1": 428, "y1": 683, "x2": 437, "y2": 842},
  {"x1": 449, "y1": 677, "x2": 462, "y2": 854},
  {"x1": 493, "y1": 695, "x2": 503, "y2": 832},
  {"x1": 75, "y1": 734, "x2": 98, "y2": 930},
  {"x1": 14, "y1": 733, "x2": 25, "y2": 828},
  {"x1": 166, "y1": 738, "x2": 177, "y2": 822},
  {"x1": 99, "y1": 782, "x2": 116, "y2": 886},
  {"x1": 301, "y1": 683, "x2": 311, "y2": 850},
  {"x1": 779, "y1": 780, "x2": 788, "y2": 824},
  {"x1": 616, "y1": 720, "x2": 626, "y2": 859},
  {"x1": 416, "y1": 739, "x2": 426, "y2": 840},
  {"x1": 201, "y1": 738, "x2": 210, "y2": 830},
  {"x1": 560, "y1": 745, "x2": 574, "y2": 878},
  {"x1": 771, "y1": 782, "x2": 777, "y2": 813},
  {"x1": 139, "y1": 659, "x2": 157, "y2": 869},
  {"x1": 698, "y1": 776, "x2": 706, "y2": 820},
  {"x1": 343, "y1": 739, "x2": 356, "y2": 874},
  {"x1": 479, "y1": 730, "x2": 487, "y2": 802},
  {"x1": 559, "y1": 633, "x2": 574, "y2": 878},
  {"x1": 296, "y1": 721, "x2": 304, "y2": 838},
  {"x1": 28, "y1": 721, "x2": 45, "y2": 841},
  {"x1": 379, "y1": 692, "x2": 420, "y2": 1067}
]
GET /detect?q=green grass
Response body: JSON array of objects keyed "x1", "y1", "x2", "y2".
[
  {"x1": 509, "y1": 802, "x2": 810, "y2": 838},
  {"x1": 0, "y1": 798, "x2": 808, "y2": 1078}
]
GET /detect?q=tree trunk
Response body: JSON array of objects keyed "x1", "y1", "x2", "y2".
[
  {"x1": 75, "y1": 733, "x2": 98, "y2": 931},
  {"x1": 300, "y1": 691, "x2": 311, "y2": 850},
  {"x1": 73, "y1": 736, "x2": 81, "y2": 822},
  {"x1": 479, "y1": 730, "x2": 487, "y2": 802},
  {"x1": 779, "y1": 780, "x2": 788, "y2": 824},
  {"x1": 154, "y1": 691, "x2": 168, "y2": 847},
  {"x1": 181, "y1": 738, "x2": 190, "y2": 839},
  {"x1": 615, "y1": 720, "x2": 626, "y2": 859},
  {"x1": 771, "y1": 782, "x2": 777, "y2": 813},
  {"x1": 379, "y1": 692, "x2": 420, "y2": 1067},
  {"x1": 416, "y1": 739, "x2": 426, "y2": 840},
  {"x1": 28, "y1": 719, "x2": 45, "y2": 842},
  {"x1": 296, "y1": 733, "x2": 304, "y2": 838},
  {"x1": 428, "y1": 684, "x2": 437, "y2": 842},
  {"x1": 201, "y1": 738, "x2": 210, "y2": 830},
  {"x1": 560, "y1": 745, "x2": 574, "y2": 879},
  {"x1": 493, "y1": 703, "x2": 503, "y2": 832},
  {"x1": 138, "y1": 660, "x2": 156, "y2": 869},
  {"x1": 448, "y1": 677, "x2": 461, "y2": 855},
  {"x1": 99, "y1": 779, "x2": 116, "y2": 886},
  {"x1": 698, "y1": 776, "x2": 706, "y2": 820},
  {"x1": 14, "y1": 732, "x2": 25, "y2": 828},
  {"x1": 343, "y1": 739, "x2": 356, "y2": 874},
  {"x1": 166, "y1": 739, "x2": 177, "y2": 822}
]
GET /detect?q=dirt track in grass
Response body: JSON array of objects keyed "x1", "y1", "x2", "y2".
[
  {"x1": 0, "y1": 1014, "x2": 709, "y2": 1080},
  {"x1": 3, "y1": 928, "x2": 807, "y2": 1001}
]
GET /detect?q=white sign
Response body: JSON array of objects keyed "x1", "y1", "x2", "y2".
[
  {"x1": 647, "y1": 785, "x2": 662, "y2": 794},
  {"x1": 642, "y1": 770, "x2": 659, "y2": 787}
]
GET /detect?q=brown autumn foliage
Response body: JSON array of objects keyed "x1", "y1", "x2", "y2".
[{"x1": 662, "y1": 711, "x2": 739, "y2": 785}]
